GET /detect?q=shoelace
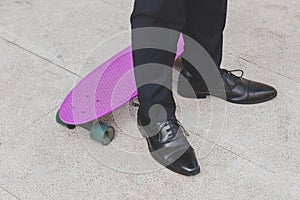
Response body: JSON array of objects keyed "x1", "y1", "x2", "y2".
[
  {"x1": 158, "y1": 119, "x2": 190, "y2": 137},
  {"x1": 223, "y1": 69, "x2": 244, "y2": 79},
  {"x1": 177, "y1": 120, "x2": 190, "y2": 137}
]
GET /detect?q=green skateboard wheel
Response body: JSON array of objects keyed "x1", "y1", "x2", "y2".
[
  {"x1": 90, "y1": 122, "x2": 115, "y2": 145},
  {"x1": 56, "y1": 110, "x2": 76, "y2": 129}
]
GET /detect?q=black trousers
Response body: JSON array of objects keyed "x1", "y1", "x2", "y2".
[{"x1": 131, "y1": 0, "x2": 228, "y2": 124}]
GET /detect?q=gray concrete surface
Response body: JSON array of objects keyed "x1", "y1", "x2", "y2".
[{"x1": 0, "y1": 0, "x2": 299, "y2": 199}]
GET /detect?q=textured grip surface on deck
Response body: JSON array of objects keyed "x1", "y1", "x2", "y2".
[{"x1": 59, "y1": 36, "x2": 184, "y2": 124}]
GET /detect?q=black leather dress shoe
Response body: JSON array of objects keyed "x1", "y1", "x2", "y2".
[
  {"x1": 177, "y1": 66, "x2": 277, "y2": 104},
  {"x1": 138, "y1": 118, "x2": 200, "y2": 176}
]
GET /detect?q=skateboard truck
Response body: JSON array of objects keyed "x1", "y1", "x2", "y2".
[{"x1": 56, "y1": 110, "x2": 115, "y2": 145}]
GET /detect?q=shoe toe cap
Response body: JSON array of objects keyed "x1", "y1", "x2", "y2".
[
  {"x1": 166, "y1": 147, "x2": 200, "y2": 176},
  {"x1": 249, "y1": 82, "x2": 277, "y2": 102}
]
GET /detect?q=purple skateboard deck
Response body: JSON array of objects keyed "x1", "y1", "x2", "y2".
[{"x1": 59, "y1": 36, "x2": 184, "y2": 125}]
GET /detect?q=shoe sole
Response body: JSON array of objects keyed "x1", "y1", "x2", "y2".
[
  {"x1": 166, "y1": 164, "x2": 201, "y2": 176},
  {"x1": 177, "y1": 87, "x2": 278, "y2": 105}
]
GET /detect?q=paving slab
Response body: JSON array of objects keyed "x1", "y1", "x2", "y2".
[
  {"x1": 210, "y1": 52, "x2": 300, "y2": 185},
  {"x1": 0, "y1": 37, "x2": 76, "y2": 187},
  {"x1": 0, "y1": 187, "x2": 18, "y2": 200},
  {"x1": 1, "y1": 0, "x2": 298, "y2": 81},
  {"x1": 225, "y1": 0, "x2": 300, "y2": 83},
  {"x1": 1, "y1": 110, "x2": 299, "y2": 200},
  {"x1": 0, "y1": 38, "x2": 75, "y2": 134},
  {"x1": 0, "y1": 0, "x2": 133, "y2": 73}
]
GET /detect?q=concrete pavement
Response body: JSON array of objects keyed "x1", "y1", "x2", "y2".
[{"x1": 0, "y1": 0, "x2": 299, "y2": 199}]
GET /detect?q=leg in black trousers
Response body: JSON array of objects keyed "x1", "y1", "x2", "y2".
[
  {"x1": 131, "y1": 0, "x2": 186, "y2": 124},
  {"x1": 131, "y1": 0, "x2": 228, "y2": 123},
  {"x1": 184, "y1": 0, "x2": 227, "y2": 68},
  {"x1": 130, "y1": 0, "x2": 201, "y2": 176}
]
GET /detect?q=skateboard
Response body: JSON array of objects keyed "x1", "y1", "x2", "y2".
[{"x1": 56, "y1": 35, "x2": 185, "y2": 145}]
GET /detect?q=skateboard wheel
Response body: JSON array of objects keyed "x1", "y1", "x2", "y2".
[
  {"x1": 90, "y1": 122, "x2": 115, "y2": 145},
  {"x1": 56, "y1": 110, "x2": 76, "y2": 129}
]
